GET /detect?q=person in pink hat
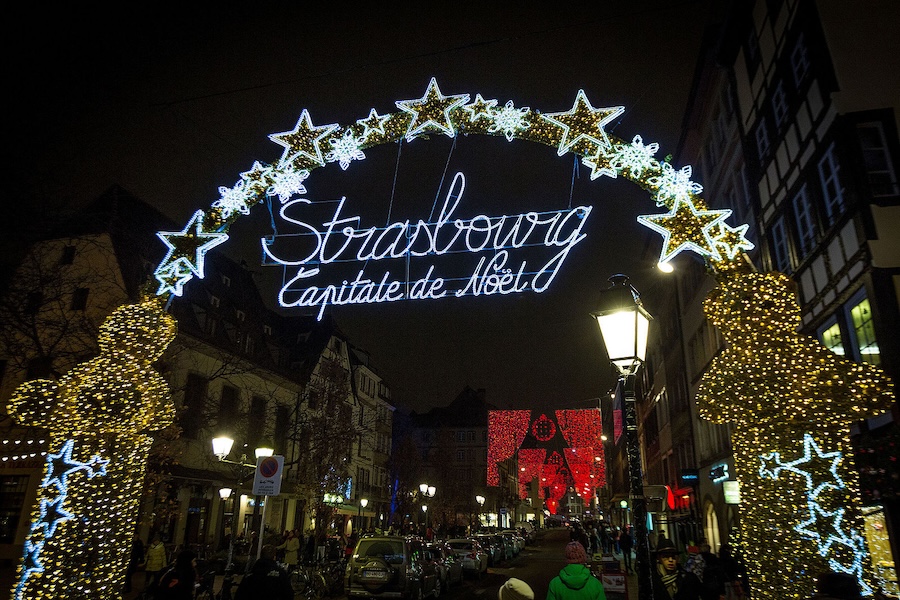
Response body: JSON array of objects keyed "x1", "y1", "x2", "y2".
[{"x1": 547, "y1": 541, "x2": 607, "y2": 599}]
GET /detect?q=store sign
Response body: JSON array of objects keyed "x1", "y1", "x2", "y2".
[
  {"x1": 263, "y1": 172, "x2": 592, "y2": 319},
  {"x1": 680, "y1": 468, "x2": 699, "y2": 483},
  {"x1": 724, "y1": 480, "x2": 741, "y2": 504},
  {"x1": 709, "y1": 463, "x2": 729, "y2": 483}
]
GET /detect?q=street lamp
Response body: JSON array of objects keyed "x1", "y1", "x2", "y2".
[
  {"x1": 592, "y1": 274, "x2": 653, "y2": 600},
  {"x1": 211, "y1": 435, "x2": 274, "y2": 567},
  {"x1": 417, "y1": 483, "x2": 435, "y2": 532},
  {"x1": 358, "y1": 498, "x2": 368, "y2": 532}
]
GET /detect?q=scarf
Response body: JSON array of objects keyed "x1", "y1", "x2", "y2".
[{"x1": 658, "y1": 563, "x2": 679, "y2": 598}]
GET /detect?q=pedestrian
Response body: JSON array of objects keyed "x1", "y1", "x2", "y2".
[
  {"x1": 648, "y1": 529, "x2": 658, "y2": 552},
  {"x1": 155, "y1": 549, "x2": 197, "y2": 600},
  {"x1": 618, "y1": 528, "x2": 634, "y2": 574},
  {"x1": 696, "y1": 540, "x2": 726, "y2": 600},
  {"x1": 234, "y1": 544, "x2": 294, "y2": 600},
  {"x1": 499, "y1": 577, "x2": 535, "y2": 600},
  {"x1": 124, "y1": 532, "x2": 144, "y2": 593},
  {"x1": 144, "y1": 533, "x2": 168, "y2": 594},
  {"x1": 652, "y1": 539, "x2": 702, "y2": 600},
  {"x1": 809, "y1": 571, "x2": 863, "y2": 599},
  {"x1": 277, "y1": 529, "x2": 301, "y2": 572},
  {"x1": 547, "y1": 541, "x2": 607, "y2": 600},
  {"x1": 719, "y1": 544, "x2": 747, "y2": 600}
]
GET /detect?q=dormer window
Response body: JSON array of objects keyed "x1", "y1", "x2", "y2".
[
  {"x1": 222, "y1": 275, "x2": 231, "y2": 287},
  {"x1": 210, "y1": 295, "x2": 220, "y2": 308},
  {"x1": 236, "y1": 310, "x2": 245, "y2": 322}
]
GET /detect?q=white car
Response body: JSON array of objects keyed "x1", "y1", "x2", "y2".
[
  {"x1": 446, "y1": 538, "x2": 489, "y2": 576},
  {"x1": 500, "y1": 530, "x2": 525, "y2": 554}
]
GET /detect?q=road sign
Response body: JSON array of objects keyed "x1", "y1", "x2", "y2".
[{"x1": 252, "y1": 455, "x2": 284, "y2": 496}]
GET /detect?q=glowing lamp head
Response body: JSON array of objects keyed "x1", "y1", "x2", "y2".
[
  {"x1": 592, "y1": 274, "x2": 652, "y2": 375},
  {"x1": 657, "y1": 261, "x2": 674, "y2": 273},
  {"x1": 255, "y1": 441, "x2": 275, "y2": 459},
  {"x1": 476, "y1": 495, "x2": 485, "y2": 506},
  {"x1": 212, "y1": 436, "x2": 235, "y2": 460},
  {"x1": 419, "y1": 483, "x2": 428, "y2": 494},
  {"x1": 360, "y1": 498, "x2": 368, "y2": 508},
  {"x1": 219, "y1": 487, "x2": 233, "y2": 500}
]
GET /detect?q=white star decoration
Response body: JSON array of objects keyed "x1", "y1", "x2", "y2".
[
  {"x1": 357, "y1": 108, "x2": 391, "y2": 141},
  {"x1": 758, "y1": 433, "x2": 869, "y2": 595},
  {"x1": 637, "y1": 197, "x2": 731, "y2": 263},
  {"x1": 269, "y1": 109, "x2": 339, "y2": 166},
  {"x1": 541, "y1": 90, "x2": 624, "y2": 156},
  {"x1": 463, "y1": 93, "x2": 498, "y2": 122},
  {"x1": 154, "y1": 210, "x2": 229, "y2": 296},
  {"x1": 396, "y1": 77, "x2": 469, "y2": 141}
]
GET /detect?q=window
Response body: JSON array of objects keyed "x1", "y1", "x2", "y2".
[
  {"x1": 857, "y1": 123, "x2": 899, "y2": 197},
  {"x1": 236, "y1": 310, "x2": 245, "y2": 322},
  {"x1": 71, "y1": 288, "x2": 89, "y2": 311},
  {"x1": 770, "y1": 216, "x2": 792, "y2": 272},
  {"x1": 222, "y1": 275, "x2": 231, "y2": 287},
  {"x1": 755, "y1": 119, "x2": 770, "y2": 160},
  {"x1": 0, "y1": 476, "x2": 29, "y2": 543},
  {"x1": 772, "y1": 81, "x2": 788, "y2": 127},
  {"x1": 456, "y1": 431, "x2": 465, "y2": 443},
  {"x1": 850, "y1": 297, "x2": 880, "y2": 366},
  {"x1": 818, "y1": 143, "x2": 845, "y2": 224},
  {"x1": 263, "y1": 325, "x2": 272, "y2": 336},
  {"x1": 456, "y1": 449, "x2": 466, "y2": 461},
  {"x1": 792, "y1": 186, "x2": 816, "y2": 257},
  {"x1": 818, "y1": 290, "x2": 881, "y2": 366},
  {"x1": 791, "y1": 34, "x2": 810, "y2": 85},
  {"x1": 210, "y1": 295, "x2": 220, "y2": 308},
  {"x1": 219, "y1": 385, "x2": 241, "y2": 429},
  {"x1": 181, "y1": 373, "x2": 208, "y2": 439},
  {"x1": 60, "y1": 245, "x2": 76, "y2": 265}
]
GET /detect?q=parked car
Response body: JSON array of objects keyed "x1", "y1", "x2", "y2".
[
  {"x1": 345, "y1": 536, "x2": 440, "y2": 599},
  {"x1": 499, "y1": 530, "x2": 524, "y2": 555},
  {"x1": 446, "y1": 538, "x2": 489, "y2": 576},
  {"x1": 515, "y1": 521, "x2": 536, "y2": 544},
  {"x1": 426, "y1": 541, "x2": 464, "y2": 590},
  {"x1": 474, "y1": 534, "x2": 503, "y2": 566}
]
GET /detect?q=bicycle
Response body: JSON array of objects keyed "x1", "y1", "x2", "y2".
[{"x1": 292, "y1": 563, "x2": 327, "y2": 600}]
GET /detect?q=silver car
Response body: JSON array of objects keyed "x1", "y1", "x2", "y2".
[{"x1": 446, "y1": 538, "x2": 489, "y2": 577}]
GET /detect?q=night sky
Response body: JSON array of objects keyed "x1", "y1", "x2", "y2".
[{"x1": 9, "y1": 2, "x2": 714, "y2": 414}]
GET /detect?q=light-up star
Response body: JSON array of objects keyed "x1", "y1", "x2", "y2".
[
  {"x1": 16, "y1": 539, "x2": 44, "y2": 597},
  {"x1": 582, "y1": 148, "x2": 617, "y2": 180},
  {"x1": 43, "y1": 439, "x2": 79, "y2": 490},
  {"x1": 357, "y1": 108, "x2": 391, "y2": 141},
  {"x1": 463, "y1": 93, "x2": 498, "y2": 123},
  {"x1": 268, "y1": 109, "x2": 339, "y2": 166},
  {"x1": 212, "y1": 179, "x2": 256, "y2": 219},
  {"x1": 38, "y1": 496, "x2": 73, "y2": 537},
  {"x1": 488, "y1": 100, "x2": 530, "y2": 142},
  {"x1": 86, "y1": 455, "x2": 109, "y2": 478},
  {"x1": 268, "y1": 164, "x2": 309, "y2": 204},
  {"x1": 240, "y1": 161, "x2": 273, "y2": 193},
  {"x1": 154, "y1": 260, "x2": 195, "y2": 297},
  {"x1": 710, "y1": 221, "x2": 755, "y2": 261},
  {"x1": 155, "y1": 210, "x2": 229, "y2": 282},
  {"x1": 637, "y1": 197, "x2": 731, "y2": 262},
  {"x1": 795, "y1": 503, "x2": 850, "y2": 557},
  {"x1": 325, "y1": 129, "x2": 366, "y2": 170},
  {"x1": 778, "y1": 433, "x2": 845, "y2": 500},
  {"x1": 541, "y1": 90, "x2": 624, "y2": 156},
  {"x1": 758, "y1": 452, "x2": 782, "y2": 479},
  {"x1": 395, "y1": 77, "x2": 469, "y2": 141}
]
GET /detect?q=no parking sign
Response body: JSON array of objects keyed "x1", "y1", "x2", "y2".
[{"x1": 252, "y1": 455, "x2": 284, "y2": 496}]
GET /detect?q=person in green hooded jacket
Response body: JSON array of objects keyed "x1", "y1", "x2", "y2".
[{"x1": 547, "y1": 541, "x2": 607, "y2": 600}]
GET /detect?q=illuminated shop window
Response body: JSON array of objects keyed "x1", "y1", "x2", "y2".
[
  {"x1": 850, "y1": 297, "x2": 880, "y2": 366},
  {"x1": 818, "y1": 290, "x2": 880, "y2": 366}
]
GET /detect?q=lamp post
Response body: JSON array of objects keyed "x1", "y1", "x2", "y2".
[
  {"x1": 358, "y1": 498, "x2": 368, "y2": 532},
  {"x1": 418, "y1": 483, "x2": 435, "y2": 533},
  {"x1": 592, "y1": 274, "x2": 654, "y2": 600},
  {"x1": 475, "y1": 495, "x2": 485, "y2": 531},
  {"x1": 211, "y1": 435, "x2": 274, "y2": 567}
]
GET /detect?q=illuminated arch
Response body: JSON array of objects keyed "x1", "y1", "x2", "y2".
[{"x1": 150, "y1": 77, "x2": 754, "y2": 301}]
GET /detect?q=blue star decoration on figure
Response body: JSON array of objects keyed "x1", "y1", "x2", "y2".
[
  {"x1": 16, "y1": 439, "x2": 109, "y2": 598},
  {"x1": 758, "y1": 433, "x2": 869, "y2": 594},
  {"x1": 154, "y1": 210, "x2": 229, "y2": 297},
  {"x1": 42, "y1": 439, "x2": 109, "y2": 490}
]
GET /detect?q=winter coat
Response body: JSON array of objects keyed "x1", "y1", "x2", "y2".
[
  {"x1": 277, "y1": 537, "x2": 301, "y2": 565},
  {"x1": 547, "y1": 564, "x2": 608, "y2": 600},
  {"x1": 234, "y1": 558, "x2": 294, "y2": 600},
  {"x1": 145, "y1": 542, "x2": 168, "y2": 573}
]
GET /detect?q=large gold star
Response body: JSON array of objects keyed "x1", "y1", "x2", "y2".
[
  {"x1": 541, "y1": 90, "x2": 624, "y2": 156},
  {"x1": 395, "y1": 77, "x2": 469, "y2": 141},
  {"x1": 268, "y1": 109, "x2": 339, "y2": 167},
  {"x1": 637, "y1": 197, "x2": 731, "y2": 263}
]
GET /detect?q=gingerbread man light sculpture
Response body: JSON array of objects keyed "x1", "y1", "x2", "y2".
[
  {"x1": 7, "y1": 299, "x2": 176, "y2": 599},
  {"x1": 696, "y1": 267, "x2": 893, "y2": 599}
]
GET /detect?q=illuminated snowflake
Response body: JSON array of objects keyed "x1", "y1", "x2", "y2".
[
  {"x1": 647, "y1": 162, "x2": 703, "y2": 206},
  {"x1": 212, "y1": 179, "x2": 255, "y2": 219},
  {"x1": 268, "y1": 164, "x2": 310, "y2": 203},
  {"x1": 609, "y1": 135, "x2": 660, "y2": 178},
  {"x1": 325, "y1": 129, "x2": 367, "y2": 170},
  {"x1": 489, "y1": 101, "x2": 530, "y2": 142}
]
